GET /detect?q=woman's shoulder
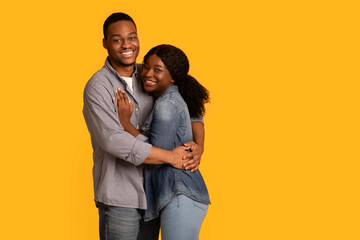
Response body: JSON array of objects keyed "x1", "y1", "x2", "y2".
[{"x1": 156, "y1": 88, "x2": 187, "y2": 111}]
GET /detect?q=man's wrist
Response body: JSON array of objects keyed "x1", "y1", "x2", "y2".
[{"x1": 165, "y1": 150, "x2": 175, "y2": 165}]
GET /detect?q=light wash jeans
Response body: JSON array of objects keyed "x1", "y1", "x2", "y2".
[
  {"x1": 160, "y1": 195, "x2": 208, "y2": 240},
  {"x1": 97, "y1": 202, "x2": 143, "y2": 240},
  {"x1": 138, "y1": 195, "x2": 208, "y2": 240}
]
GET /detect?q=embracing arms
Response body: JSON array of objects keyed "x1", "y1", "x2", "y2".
[
  {"x1": 83, "y1": 83, "x2": 190, "y2": 169},
  {"x1": 115, "y1": 89, "x2": 204, "y2": 171}
]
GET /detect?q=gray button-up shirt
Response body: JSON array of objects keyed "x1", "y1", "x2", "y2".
[{"x1": 83, "y1": 59, "x2": 154, "y2": 209}]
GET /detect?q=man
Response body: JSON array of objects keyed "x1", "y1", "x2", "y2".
[{"x1": 83, "y1": 12, "x2": 205, "y2": 240}]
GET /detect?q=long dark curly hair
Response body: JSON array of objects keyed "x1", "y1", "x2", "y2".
[{"x1": 143, "y1": 44, "x2": 210, "y2": 118}]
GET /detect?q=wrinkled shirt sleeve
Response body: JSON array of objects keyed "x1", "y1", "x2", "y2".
[{"x1": 83, "y1": 83, "x2": 152, "y2": 166}]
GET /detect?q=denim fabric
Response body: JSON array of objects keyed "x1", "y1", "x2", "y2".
[
  {"x1": 137, "y1": 217, "x2": 160, "y2": 240},
  {"x1": 160, "y1": 195, "x2": 208, "y2": 240},
  {"x1": 97, "y1": 202, "x2": 143, "y2": 240},
  {"x1": 141, "y1": 86, "x2": 210, "y2": 221}
]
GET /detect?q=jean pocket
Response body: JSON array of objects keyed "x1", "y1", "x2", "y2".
[{"x1": 193, "y1": 201, "x2": 208, "y2": 211}]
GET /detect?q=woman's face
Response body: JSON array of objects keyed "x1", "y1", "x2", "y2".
[{"x1": 142, "y1": 54, "x2": 174, "y2": 98}]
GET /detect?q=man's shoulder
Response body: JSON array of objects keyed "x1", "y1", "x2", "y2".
[
  {"x1": 83, "y1": 67, "x2": 114, "y2": 99},
  {"x1": 87, "y1": 67, "x2": 110, "y2": 86}
]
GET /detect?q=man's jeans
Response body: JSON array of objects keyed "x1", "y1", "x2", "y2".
[{"x1": 97, "y1": 202, "x2": 143, "y2": 240}]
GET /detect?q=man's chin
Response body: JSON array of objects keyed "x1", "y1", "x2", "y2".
[{"x1": 120, "y1": 60, "x2": 136, "y2": 67}]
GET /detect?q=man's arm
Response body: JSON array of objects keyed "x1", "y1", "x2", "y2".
[
  {"x1": 144, "y1": 146, "x2": 190, "y2": 169},
  {"x1": 83, "y1": 83, "x2": 187, "y2": 168}
]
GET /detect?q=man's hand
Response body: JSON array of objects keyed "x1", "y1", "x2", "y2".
[
  {"x1": 182, "y1": 141, "x2": 204, "y2": 172},
  {"x1": 168, "y1": 146, "x2": 191, "y2": 169}
]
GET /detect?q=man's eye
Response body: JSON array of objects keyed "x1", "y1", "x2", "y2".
[
  {"x1": 129, "y1": 37, "x2": 136, "y2": 40},
  {"x1": 154, "y1": 69, "x2": 162, "y2": 72},
  {"x1": 113, "y1": 39, "x2": 121, "y2": 43}
]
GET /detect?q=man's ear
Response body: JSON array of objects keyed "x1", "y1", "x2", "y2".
[{"x1": 103, "y1": 38, "x2": 107, "y2": 49}]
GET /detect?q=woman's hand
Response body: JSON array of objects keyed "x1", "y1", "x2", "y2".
[
  {"x1": 182, "y1": 141, "x2": 204, "y2": 172},
  {"x1": 115, "y1": 89, "x2": 133, "y2": 128}
]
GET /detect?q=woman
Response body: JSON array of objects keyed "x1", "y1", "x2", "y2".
[{"x1": 116, "y1": 44, "x2": 210, "y2": 240}]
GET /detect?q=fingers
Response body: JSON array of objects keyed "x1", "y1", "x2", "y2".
[
  {"x1": 183, "y1": 141, "x2": 196, "y2": 149},
  {"x1": 119, "y1": 89, "x2": 126, "y2": 106},
  {"x1": 190, "y1": 165, "x2": 199, "y2": 172},
  {"x1": 115, "y1": 89, "x2": 133, "y2": 110},
  {"x1": 174, "y1": 145, "x2": 190, "y2": 152},
  {"x1": 183, "y1": 159, "x2": 200, "y2": 172},
  {"x1": 122, "y1": 91, "x2": 133, "y2": 111},
  {"x1": 182, "y1": 151, "x2": 194, "y2": 160},
  {"x1": 115, "y1": 89, "x2": 124, "y2": 109}
]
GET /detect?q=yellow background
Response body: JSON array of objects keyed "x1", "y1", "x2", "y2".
[{"x1": 1, "y1": 0, "x2": 359, "y2": 239}]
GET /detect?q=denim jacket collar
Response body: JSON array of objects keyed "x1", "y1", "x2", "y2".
[{"x1": 155, "y1": 85, "x2": 178, "y2": 103}]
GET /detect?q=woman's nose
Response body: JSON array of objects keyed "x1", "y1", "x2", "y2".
[{"x1": 143, "y1": 69, "x2": 153, "y2": 77}]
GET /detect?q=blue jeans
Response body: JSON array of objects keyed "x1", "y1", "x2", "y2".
[
  {"x1": 138, "y1": 195, "x2": 208, "y2": 240},
  {"x1": 161, "y1": 195, "x2": 208, "y2": 240},
  {"x1": 97, "y1": 202, "x2": 143, "y2": 240}
]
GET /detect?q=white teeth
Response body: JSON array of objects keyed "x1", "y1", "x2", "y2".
[
  {"x1": 145, "y1": 80, "x2": 156, "y2": 85},
  {"x1": 121, "y1": 51, "x2": 133, "y2": 55}
]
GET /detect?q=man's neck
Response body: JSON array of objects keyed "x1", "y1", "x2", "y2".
[{"x1": 108, "y1": 58, "x2": 135, "y2": 77}]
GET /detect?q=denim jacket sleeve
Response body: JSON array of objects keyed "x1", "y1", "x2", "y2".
[
  {"x1": 147, "y1": 100, "x2": 182, "y2": 151},
  {"x1": 83, "y1": 83, "x2": 152, "y2": 166},
  {"x1": 190, "y1": 115, "x2": 204, "y2": 125}
]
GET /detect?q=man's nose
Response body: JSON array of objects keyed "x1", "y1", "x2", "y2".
[{"x1": 121, "y1": 39, "x2": 131, "y2": 48}]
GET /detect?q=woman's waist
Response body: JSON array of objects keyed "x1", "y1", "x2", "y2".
[{"x1": 145, "y1": 166, "x2": 209, "y2": 195}]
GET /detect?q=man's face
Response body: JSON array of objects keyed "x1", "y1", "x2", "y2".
[{"x1": 103, "y1": 20, "x2": 139, "y2": 67}]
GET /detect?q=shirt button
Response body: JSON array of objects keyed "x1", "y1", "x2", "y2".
[{"x1": 135, "y1": 108, "x2": 139, "y2": 111}]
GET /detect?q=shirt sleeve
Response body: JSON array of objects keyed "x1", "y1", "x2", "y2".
[
  {"x1": 136, "y1": 133, "x2": 149, "y2": 143},
  {"x1": 83, "y1": 83, "x2": 152, "y2": 166},
  {"x1": 147, "y1": 100, "x2": 183, "y2": 151},
  {"x1": 190, "y1": 115, "x2": 204, "y2": 125}
]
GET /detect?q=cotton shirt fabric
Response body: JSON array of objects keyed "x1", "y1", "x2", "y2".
[{"x1": 83, "y1": 58, "x2": 154, "y2": 209}]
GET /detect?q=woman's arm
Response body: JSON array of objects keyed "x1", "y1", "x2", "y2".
[
  {"x1": 115, "y1": 90, "x2": 142, "y2": 138},
  {"x1": 183, "y1": 122, "x2": 204, "y2": 172}
]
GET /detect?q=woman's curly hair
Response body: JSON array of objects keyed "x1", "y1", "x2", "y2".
[{"x1": 143, "y1": 44, "x2": 210, "y2": 118}]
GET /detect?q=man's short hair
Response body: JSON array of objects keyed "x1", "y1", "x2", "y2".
[{"x1": 103, "y1": 12, "x2": 137, "y2": 39}]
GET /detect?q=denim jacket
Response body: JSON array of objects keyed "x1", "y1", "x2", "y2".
[{"x1": 141, "y1": 86, "x2": 210, "y2": 221}]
